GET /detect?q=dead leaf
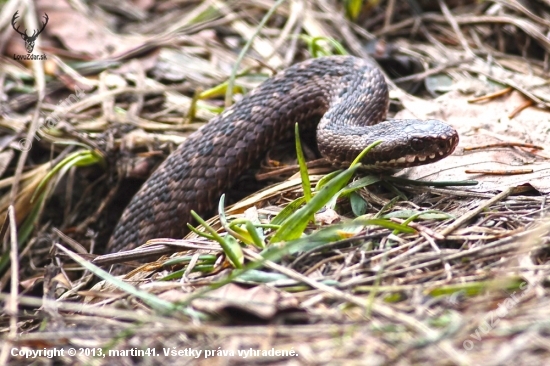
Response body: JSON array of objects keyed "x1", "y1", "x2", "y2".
[
  {"x1": 160, "y1": 283, "x2": 301, "y2": 321},
  {"x1": 33, "y1": 0, "x2": 150, "y2": 59}
]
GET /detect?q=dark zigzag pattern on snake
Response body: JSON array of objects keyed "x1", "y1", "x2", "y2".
[{"x1": 108, "y1": 55, "x2": 459, "y2": 254}]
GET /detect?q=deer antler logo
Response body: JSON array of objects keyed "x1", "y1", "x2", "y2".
[{"x1": 12, "y1": 11, "x2": 49, "y2": 54}]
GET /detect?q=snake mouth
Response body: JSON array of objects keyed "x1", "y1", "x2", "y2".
[{"x1": 370, "y1": 150, "x2": 449, "y2": 168}]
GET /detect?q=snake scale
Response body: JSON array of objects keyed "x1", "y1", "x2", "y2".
[{"x1": 108, "y1": 56, "x2": 459, "y2": 254}]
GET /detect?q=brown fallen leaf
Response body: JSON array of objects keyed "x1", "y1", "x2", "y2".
[
  {"x1": 160, "y1": 283, "x2": 302, "y2": 322},
  {"x1": 32, "y1": 0, "x2": 150, "y2": 59}
]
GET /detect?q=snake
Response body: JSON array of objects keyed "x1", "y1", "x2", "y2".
[{"x1": 108, "y1": 55, "x2": 459, "y2": 254}]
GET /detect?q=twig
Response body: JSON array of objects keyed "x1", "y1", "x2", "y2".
[
  {"x1": 437, "y1": 0, "x2": 475, "y2": 57},
  {"x1": 440, "y1": 187, "x2": 515, "y2": 236},
  {"x1": 225, "y1": 0, "x2": 287, "y2": 107}
]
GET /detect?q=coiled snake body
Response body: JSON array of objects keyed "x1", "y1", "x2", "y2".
[{"x1": 109, "y1": 56, "x2": 458, "y2": 253}]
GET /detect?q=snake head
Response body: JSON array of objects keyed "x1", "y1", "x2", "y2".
[
  {"x1": 360, "y1": 119, "x2": 459, "y2": 169},
  {"x1": 319, "y1": 119, "x2": 459, "y2": 170}
]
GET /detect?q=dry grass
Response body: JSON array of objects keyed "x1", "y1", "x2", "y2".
[{"x1": 1, "y1": 0, "x2": 550, "y2": 365}]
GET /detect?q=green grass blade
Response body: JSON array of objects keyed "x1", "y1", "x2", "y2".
[
  {"x1": 315, "y1": 170, "x2": 342, "y2": 191},
  {"x1": 271, "y1": 140, "x2": 384, "y2": 242},
  {"x1": 374, "y1": 196, "x2": 400, "y2": 219},
  {"x1": 326, "y1": 174, "x2": 380, "y2": 210},
  {"x1": 186, "y1": 223, "x2": 215, "y2": 240},
  {"x1": 339, "y1": 175, "x2": 381, "y2": 196},
  {"x1": 31, "y1": 150, "x2": 104, "y2": 203},
  {"x1": 200, "y1": 80, "x2": 245, "y2": 99},
  {"x1": 245, "y1": 220, "x2": 266, "y2": 248},
  {"x1": 382, "y1": 210, "x2": 454, "y2": 220},
  {"x1": 270, "y1": 164, "x2": 360, "y2": 243},
  {"x1": 350, "y1": 191, "x2": 368, "y2": 216},
  {"x1": 218, "y1": 193, "x2": 250, "y2": 244},
  {"x1": 56, "y1": 245, "x2": 177, "y2": 313},
  {"x1": 295, "y1": 123, "x2": 312, "y2": 202},
  {"x1": 345, "y1": 0, "x2": 364, "y2": 20},
  {"x1": 301, "y1": 35, "x2": 348, "y2": 57},
  {"x1": 262, "y1": 216, "x2": 414, "y2": 261},
  {"x1": 351, "y1": 140, "x2": 383, "y2": 167},
  {"x1": 190, "y1": 210, "x2": 243, "y2": 268},
  {"x1": 270, "y1": 196, "x2": 306, "y2": 226}
]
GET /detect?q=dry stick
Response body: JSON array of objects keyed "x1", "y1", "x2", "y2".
[
  {"x1": 0, "y1": 305, "x2": 465, "y2": 339},
  {"x1": 381, "y1": 14, "x2": 550, "y2": 52},
  {"x1": 302, "y1": 253, "x2": 346, "y2": 277},
  {"x1": 411, "y1": 186, "x2": 543, "y2": 201},
  {"x1": 465, "y1": 169, "x2": 534, "y2": 175},
  {"x1": 460, "y1": 65, "x2": 550, "y2": 109},
  {"x1": 225, "y1": 0, "x2": 287, "y2": 107},
  {"x1": 0, "y1": 1, "x2": 21, "y2": 54},
  {"x1": 464, "y1": 142, "x2": 543, "y2": 151},
  {"x1": 495, "y1": 0, "x2": 550, "y2": 28},
  {"x1": 316, "y1": 0, "x2": 368, "y2": 58},
  {"x1": 440, "y1": 187, "x2": 515, "y2": 237},
  {"x1": 8, "y1": 207, "x2": 19, "y2": 338},
  {"x1": 0, "y1": 292, "x2": 176, "y2": 323},
  {"x1": 0, "y1": 206, "x2": 20, "y2": 365},
  {"x1": 284, "y1": 17, "x2": 303, "y2": 64},
  {"x1": 383, "y1": 0, "x2": 396, "y2": 30},
  {"x1": 343, "y1": 221, "x2": 550, "y2": 288},
  {"x1": 407, "y1": 0, "x2": 451, "y2": 57},
  {"x1": 421, "y1": 231, "x2": 453, "y2": 280},
  {"x1": 265, "y1": 0, "x2": 302, "y2": 61},
  {"x1": 243, "y1": 250, "x2": 433, "y2": 332},
  {"x1": 393, "y1": 57, "x2": 474, "y2": 83},
  {"x1": 54, "y1": 85, "x2": 188, "y2": 115},
  {"x1": 468, "y1": 87, "x2": 513, "y2": 103},
  {"x1": 242, "y1": 248, "x2": 469, "y2": 362},
  {"x1": 382, "y1": 238, "x2": 429, "y2": 269},
  {"x1": 509, "y1": 99, "x2": 534, "y2": 118},
  {"x1": 92, "y1": 239, "x2": 223, "y2": 266},
  {"x1": 437, "y1": 0, "x2": 475, "y2": 57},
  {"x1": 10, "y1": 1, "x2": 46, "y2": 204},
  {"x1": 160, "y1": 0, "x2": 215, "y2": 34},
  {"x1": 255, "y1": 158, "x2": 329, "y2": 181},
  {"x1": 2, "y1": 3, "x2": 45, "y2": 362}
]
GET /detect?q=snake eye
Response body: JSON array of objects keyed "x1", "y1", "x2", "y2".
[{"x1": 411, "y1": 138, "x2": 424, "y2": 151}]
